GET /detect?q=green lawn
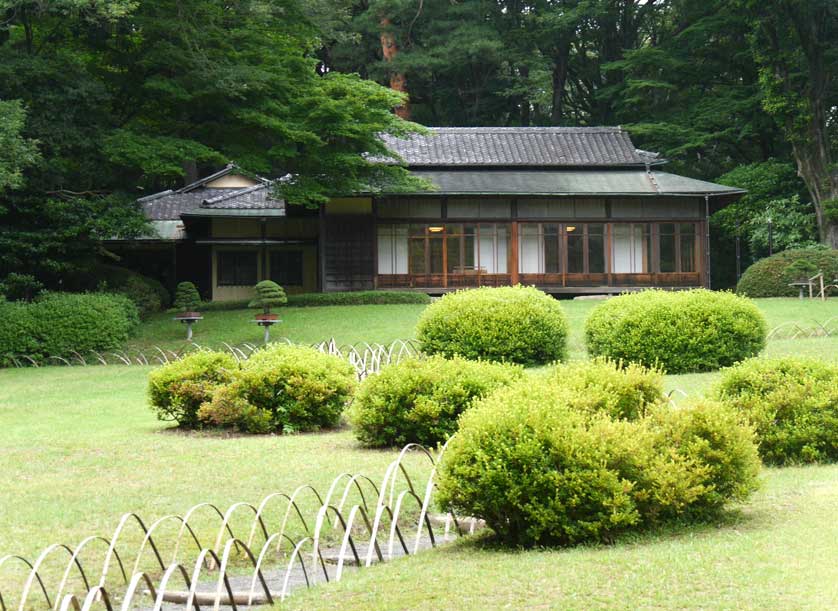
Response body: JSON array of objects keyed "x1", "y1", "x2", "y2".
[
  {"x1": 0, "y1": 297, "x2": 836, "y2": 608},
  {"x1": 285, "y1": 464, "x2": 838, "y2": 611},
  {"x1": 125, "y1": 296, "x2": 837, "y2": 357}
]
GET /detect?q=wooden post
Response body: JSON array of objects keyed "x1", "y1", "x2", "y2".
[
  {"x1": 510, "y1": 222, "x2": 519, "y2": 285},
  {"x1": 704, "y1": 195, "x2": 712, "y2": 289}
]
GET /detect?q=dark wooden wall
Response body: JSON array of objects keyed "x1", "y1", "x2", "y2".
[{"x1": 322, "y1": 215, "x2": 375, "y2": 291}]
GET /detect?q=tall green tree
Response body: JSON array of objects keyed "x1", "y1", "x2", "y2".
[
  {"x1": 740, "y1": 0, "x2": 838, "y2": 247},
  {"x1": 0, "y1": 99, "x2": 38, "y2": 193},
  {"x1": 0, "y1": 0, "x2": 423, "y2": 284}
]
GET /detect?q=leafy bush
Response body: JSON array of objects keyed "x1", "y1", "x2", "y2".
[
  {"x1": 27, "y1": 292, "x2": 139, "y2": 359},
  {"x1": 713, "y1": 357, "x2": 838, "y2": 465},
  {"x1": 646, "y1": 400, "x2": 761, "y2": 517},
  {"x1": 148, "y1": 351, "x2": 238, "y2": 428},
  {"x1": 0, "y1": 273, "x2": 44, "y2": 302},
  {"x1": 585, "y1": 289, "x2": 767, "y2": 373},
  {"x1": 416, "y1": 286, "x2": 568, "y2": 365},
  {"x1": 349, "y1": 356, "x2": 523, "y2": 448},
  {"x1": 545, "y1": 358, "x2": 665, "y2": 420},
  {"x1": 286, "y1": 291, "x2": 431, "y2": 307},
  {"x1": 68, "y1": 264, "x2": 170, "y2": 318},
  {"x1": 0, "y1": 301, "x2": 39, "y2": 366},
  {"x1": 736, "y1": 247, "x2": 838, "y2": 297},
  {"x1": 437, "y1": 374, "x2": 760, "y2": 546},
  {"x1": 173, "y1": 282, "x2": 202, "y2": 313},
  {"x1": 200, "y1": 344, "x2": 357, "y2": 434}
]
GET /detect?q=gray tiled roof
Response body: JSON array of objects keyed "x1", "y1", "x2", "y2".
[
  {"x1": 140, "y1": 182, "x2": 284, "y2": 220},
  {"x1": 401, "y1": 169, "x2": 745, "y2": 196},
  {"x1": 140, "y1": 188, "x2": 231, "y2": 220},
  {"x1": 200, "y1": 184, "x2": 285, "y2": 211},
  {"x1": 379, "y1": 127, "x2": 662, "y2": 168}
]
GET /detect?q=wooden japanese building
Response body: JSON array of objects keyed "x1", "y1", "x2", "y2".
[{"x1": 113, "y1": 127, "x2": 744, "y2": 299}]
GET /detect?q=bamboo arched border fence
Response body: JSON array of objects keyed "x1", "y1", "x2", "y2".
[{"x1": 0, "y1": 443, "x2": 480, "y2": 611}]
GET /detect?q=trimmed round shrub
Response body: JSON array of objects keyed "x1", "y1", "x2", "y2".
[
  {"x1": 545, "y1": 358, "x2": 665, "y2": 420},
  {"x1": 173, "y1": 281, "x2": 202, "y2": 312},
  {"x1": 416, "y1": 286, "x2": 568, "y2": 365},
  {"x1": 585, "y1": 289, "x2": 767, "y2": 373},
  {"x1": 29, "y1": 292, "x2": 139, "y2": 358},
  {"x1": 713, "y1": 357, "x2": 838, "y2": 465},
  {"x1": 646, "y1": 400, "x2": 761, "y2": 517},
  {"x1": 349, "y1": 355, "x2": 523, "y2": 448},
  {"x1": 199, "y1": 344, "x2": 357, "y2": 434},
  {"x1": 148, "y1": 350, "x2": 238, "y2": 427},
  {"x1": 736, "y1": 247, "x2": 838, "y2": 297},
  {"x1": 437, "y1": 374, "x2": 760, "y2": 546},
  {"x1": 0, "y1": 301, "x2": 39, "y2": 366}
]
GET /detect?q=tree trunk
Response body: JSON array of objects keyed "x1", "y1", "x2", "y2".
[
  {"x1": 550, "y1": 43, "x2": 570, "y2": 125},
  {"x1": 380, "y1": 17, "x2": 410, "y2": 120}
]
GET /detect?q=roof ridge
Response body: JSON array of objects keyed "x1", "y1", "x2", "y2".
[
  {"x1": 426, "y1": 126, "x2": 622, "y2": 133},
  {"x1": 202, "y1": 183, "x2": 268, "y2": 206}
]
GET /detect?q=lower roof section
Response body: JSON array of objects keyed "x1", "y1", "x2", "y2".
[{"x1": 403, "y1": 169, "x2": 744, "y2": 197}]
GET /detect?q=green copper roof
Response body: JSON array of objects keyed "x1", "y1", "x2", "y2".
[{"x1": 400, "y1": 169, "x2": 744, "y2": 197}]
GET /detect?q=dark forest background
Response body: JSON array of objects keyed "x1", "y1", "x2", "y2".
[{"x1": 1, "y1": 0, "x2": 835, "y2": 288}]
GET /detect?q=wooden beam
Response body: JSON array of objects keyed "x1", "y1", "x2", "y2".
[{"x1": 510, "y1": 221, "x2": 519, "y2": 285}]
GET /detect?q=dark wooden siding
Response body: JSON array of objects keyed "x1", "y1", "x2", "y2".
[{"x1": 323, "y1": 215, "x2": 375, "y2": 291}]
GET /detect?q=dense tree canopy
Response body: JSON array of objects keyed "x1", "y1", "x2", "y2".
[
  {"x1": 1, "y1": 0, "x2": 835, "y2": 287},
  {"x1": 0, "y1": 0, "x2": 423, "y2": 283}
]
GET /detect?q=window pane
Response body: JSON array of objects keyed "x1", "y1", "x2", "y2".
[
  {"x1": 270, "y1": 251, "x2": 303, "y2": 286},
  {"x1": 544, "y1": 224, "x2": 560, "y2": 273},
  {"x1": 680, "y1": 224, "x2": 696, "y2": 272},
  {"x1": 429, "y1": 235, "x2": 444, "y2": 274},
  {"x1": 519, "y1": 223, "x2": 541, "y2": 273},
  {"x1": 659, "y1": 224, "x2": 676, "y2": 273},
  {"x1": 447, "y1": 235, "x2": 461, "y2": 273},
  {"x1": 567, "y1": 225, "x2": 584, "y2": 273},
  {"x1": 218, "y1": 251, "x2": 257, "y2": 286},
  {"x1": 574, "y1": 199, "x2": 606, "y2": 218},
  {"x1": 409, "y1": 238, "x2": 426, "y2": 273},
  {"x1": 587, "y1": 224, "x2": 605, "y2": 273}
]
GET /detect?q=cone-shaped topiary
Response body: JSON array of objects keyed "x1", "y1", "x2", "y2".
[
  {"x1": 249, "y1": 280, "x2": 287, "y2": 315},
  {"x1": 173, "y1": 281, "x2": 202, "y2": 314}
]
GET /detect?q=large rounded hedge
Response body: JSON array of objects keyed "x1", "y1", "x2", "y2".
[
  {"x1": 349, "y1": 355, "x2": 523, "y2": 448},
  {"x1": 585, "y1": 289, "x2": 767, "y2": 373},
  {"x1": 199, "y1": 344, "x2": 357, "y2": 434},
  {"x1": 0, "y1": 292, "x2": 139, "y2": 366},
  {"x1": 714, "y1": 357, "x2": 838, "y2": 465},
  {"x1": 416, "y1": 286, "x2": 568, "y2": 365},
  {"x1": 436, "y1": 376, "x2": 759, "y2": 546},
  {"x1": 736, "y1": 247, "x2": 838, "y2": 297}
]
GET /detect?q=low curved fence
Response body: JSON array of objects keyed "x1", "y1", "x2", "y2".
[
  {"x1": 765, "y1": 317, "x2": 838, "y2": 340},
  {"x1": 4, "y1": 338, "x2": 424, "y2": 380},
  {"x1": 0, "y1": 443, "x2": 480, "y2": 611}
]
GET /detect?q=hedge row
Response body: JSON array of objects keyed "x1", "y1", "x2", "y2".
[
  {"x1": 148, "y1": 344, "x2": 357, "y2": 434},
  {"x1": 183, "y1": 291, "x2": 431, "y2": 312},
  {"x1": 0, "y1": 292, "x2": 139, "y2": 366}
]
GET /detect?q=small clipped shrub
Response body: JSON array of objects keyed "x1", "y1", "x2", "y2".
[
  {"x1": 30, "y1": 292, "x2": 139, "y2": 358},
  {"x1": 148, "y1": 350, "x2": 238, "y2": 428},
  {"x1": 437, "y1": 373, "x2": 760, "y2": 547},
  {"x1": 585, "y1": 289, "x2": 767, "y2": 373},
  {"x1": 201, "y1": 343, "x2": 357, "y2": 434},
  {"x1": 287, "y1": 291, "x2": 431, "y2": 307},
  {"x1": 249, "y1": 280, "x2": 287, "y2": 314},
  {"x1": 417, "y1": 286, "x2": 568, "y2": 365},
  {"x1": 0, "y1": 301, "x2": 39, "y2": 366},
  {"x1": 173, "y1": 282, "x2": 202, "y2": 313},
  {"x1": 545, "y1": 358, "x2": 665, "y2": 420},
  {"x1": 713, "y1": 357, "x2": 838, "y2": 465},
  {"x1": 349, "y1": 355, "x2": 523, "y2": 448},
  {"x1": 736, "y1": 247, "x2": 838, "y2": 297}
]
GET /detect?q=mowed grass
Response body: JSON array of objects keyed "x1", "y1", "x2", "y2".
[
  {"x1": 124, "y1": 296, "x2": 836, "y2": 357},
  {"x1": 0, "y1": 297, "x2": 835, "y2": 607},
  {"x1": 285, "y1": 464, "x2": 838, "y2": 611}
]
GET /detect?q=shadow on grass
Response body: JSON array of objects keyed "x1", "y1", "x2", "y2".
[{"x1": 441, "y1": 503, "x2": 768, "y2": 557}]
